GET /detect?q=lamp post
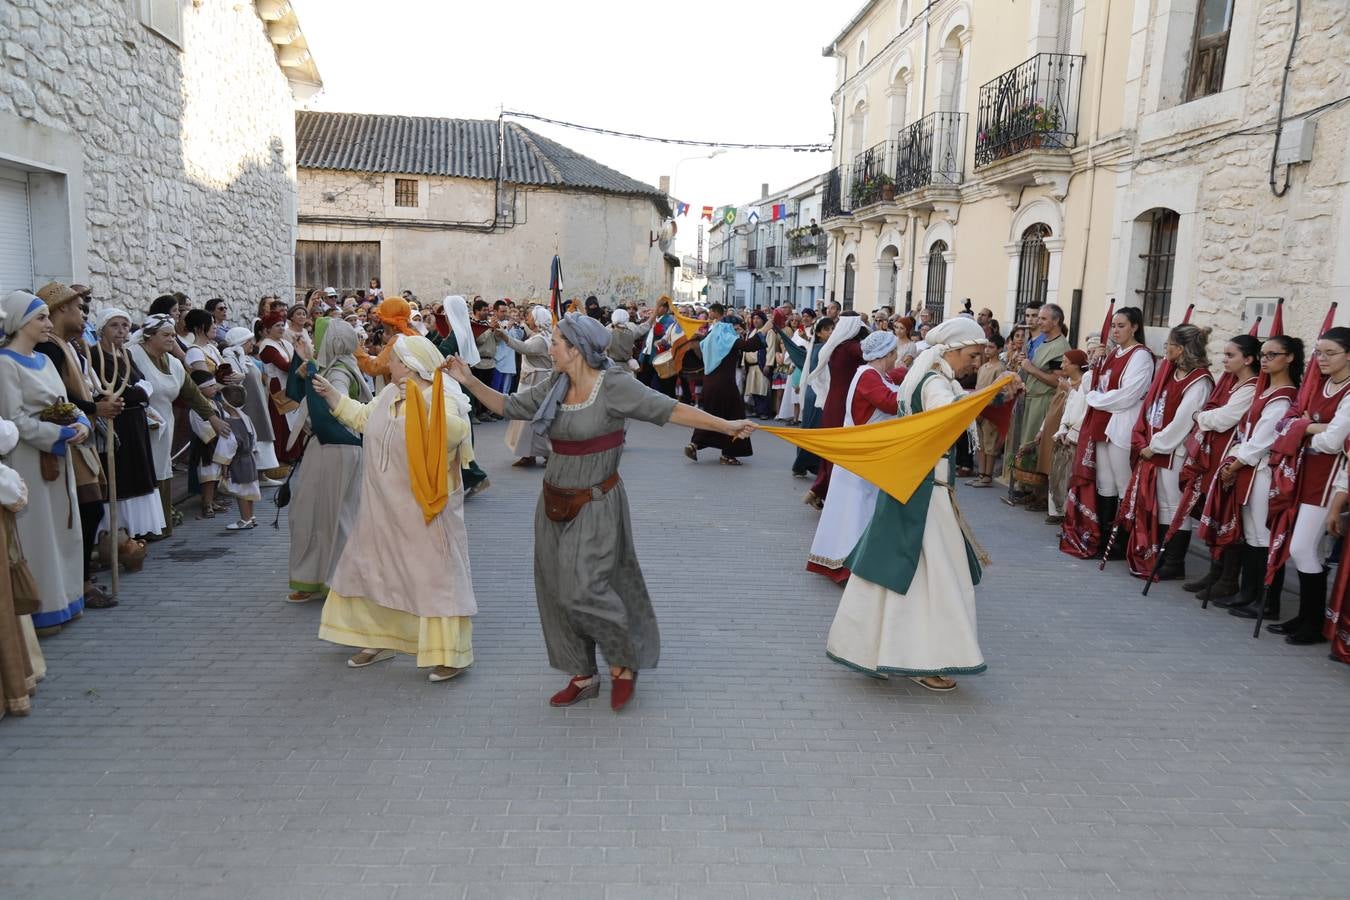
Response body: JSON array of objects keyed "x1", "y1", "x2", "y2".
[{"x1": 670, "y1": 148, "x2": 727, "y2": 201}]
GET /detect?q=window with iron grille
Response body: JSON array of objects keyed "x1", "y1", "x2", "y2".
[
  {"x1": 1014, "y1": 224, "x2": 1052, "y2": 326},
  {"x1": 842, "y1": 255, "x2": 856, "y2": 311},
  {"x1": 1185, "y1": 0, "x2": 1232, "y2": 102},
  {"x1": 1136, "y1": 209, "x2": 1179, "y2": 327},
  {"x1": 394, "y1": 178, "x2": 419, "y2": 208},
  {"x1": 925, "y1": 241, "x2": 948, "y2": 324}
]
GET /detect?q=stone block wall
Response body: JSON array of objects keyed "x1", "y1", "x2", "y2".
[{"x1": 0, "y1": 0, "x2": 297, "y2": 315}]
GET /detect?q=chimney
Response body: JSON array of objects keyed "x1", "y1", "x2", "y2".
[
  {"x1": 659, "y1": 175, "x2": 671, "y2": 194},
  {"x1": 761, "y1": 183, "x2": 769, "y2": 199}
]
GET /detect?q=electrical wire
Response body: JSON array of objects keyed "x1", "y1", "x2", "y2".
[
  {"x1": 501, "y1": 110, "x2": 830, "y2": 153},
  {"x1": 1269, "y1": 0, "x2": 1302, "y2": 197}
]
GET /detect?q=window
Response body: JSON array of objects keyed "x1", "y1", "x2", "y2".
[
  {"x1": 1136, "y1": 209, "x2": 1179, "y2": 327},
  {"x1": 140, "y1": 0, "x2": 184, "y2": 48},
  {"x1": 842, "y1": 254, "x2": 856, "y2": 311},
  {"x1": 1014, "y1": 224, "x2": 1052, "y2": 325},
  {"x1": 1185, "y1": 0, "x2": 1233, "y2": 101},
  {"x1": 394, "y1": 178, "x2": 419, "y2": 208},
  {"x1": 0, "y1": 170, "x2": 35, "y2": 292},
  {"x1": 925, "y1": 241, "x2": 948, "y2": 324}
]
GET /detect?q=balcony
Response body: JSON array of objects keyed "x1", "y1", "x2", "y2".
[
  {"x1": 974, "y1": 52, "x2": 1084, "y2": 193},
  {"x1": 787, "y1": 231, "x2": 828, "y2": 265},
  {"x1": 821, "y1": 165, "x2": 852, "y2": 220},
  {"x1": 849, "y1": 140, "x2": 898, "y2": 208}
]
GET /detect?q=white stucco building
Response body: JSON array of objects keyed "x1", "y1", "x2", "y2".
[
  {"x1": 0, "y1": 0, "x2": 319, "y2": 310},
  {"x1": 294, "y1": 111, "x2": 675, "y2": 305}
]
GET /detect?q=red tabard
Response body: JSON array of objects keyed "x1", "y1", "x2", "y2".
[
  {"x1": 1297, "y1": 378, "x2": 1350, "y2": 507},
  {"x1": 1083, "y1": 344, "x2": 1152, "y2": 444},
  {"x1": 1196, "y1": 384, "x2": 1297, "y2": 550}
]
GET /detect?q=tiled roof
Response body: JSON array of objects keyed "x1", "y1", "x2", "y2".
[{"x1": 295, "y1": 111, "x2": 668, "y2": 210}]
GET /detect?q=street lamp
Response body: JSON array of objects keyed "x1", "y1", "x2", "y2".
[{"x1": 670, "y1": 148, "x2": 727, "y2": 201}]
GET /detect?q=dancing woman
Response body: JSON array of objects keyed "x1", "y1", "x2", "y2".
[
  {"x1": 497, "y1": 305, "x2": 555, "y2": 467},
  {"x1": 444, "y1": 313, "x2": 754, "y2": 711}
]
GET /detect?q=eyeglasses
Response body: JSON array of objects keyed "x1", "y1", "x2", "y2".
[
  {"x1": 1316, "y1": 349, "x2": 1346, "y2": 359},
  {"x1": 1259, "y1": 352, "x2": 1289, "y2": 360}
]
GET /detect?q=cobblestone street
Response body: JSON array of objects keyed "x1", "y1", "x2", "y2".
[{"x1": 3, "y1": 418, "x2": 1350, "y2": 900}]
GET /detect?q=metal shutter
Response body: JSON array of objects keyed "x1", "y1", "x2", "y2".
[{"x1": 0, "y1": 172, "x2": 35, "y2": 292}]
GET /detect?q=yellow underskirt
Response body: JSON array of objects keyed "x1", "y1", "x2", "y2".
[{"x1": 319, "y1": 591, "x2": 473, "y2": 669}]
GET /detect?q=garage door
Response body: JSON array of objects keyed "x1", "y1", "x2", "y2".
[{"x1": 0, "y1": 172, "x2": 35, "y2": 293}]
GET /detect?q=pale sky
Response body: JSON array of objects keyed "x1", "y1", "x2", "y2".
[{"x1": 292, "y1": 0, "x2": 844, "y2": 254}]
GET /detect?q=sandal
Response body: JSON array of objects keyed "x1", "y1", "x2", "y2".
[
  {"x1": 683, "y1": 444, "x2": 698, "y2": 462},
  {"x1": 909, "y1": 676, "x2": 957, "y2": 693},
  {"x1": 225, "y1": 518, "x2": 257, "y2": 531},
  {"x1": 287, "y1": 590, "x2": 321, "y2": 603},
  {"x1": 966, "y1": 476, "x2": 994, "y2": 488},
  {"x1": 196, "y1": 508, "x2": 216, "y2": 520},
  {"x1": 428, "y1": 665, "x2": 468, "y2": 683},
  {"x1": 347, "y1": 649, "x2": 395, "y2": 668},
  {"x1": 84, "y1": 584, "x2": 119, "y2": 609},
  {"x1": 719, "y1": 456, "x2": 742, "y2": 466}
]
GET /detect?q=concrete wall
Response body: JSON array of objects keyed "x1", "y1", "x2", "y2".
[
  {"x1": 298, "y1": 169, "x2": 671, "y2": 304},
  {"x1": 0, "y1": 0, "x2": 298, "y2": 313}
]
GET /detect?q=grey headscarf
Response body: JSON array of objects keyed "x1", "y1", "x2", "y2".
[
  {"x1": 532, "y1": 312, "x2": 612, "y2": 443},
  {"x1": 317, "y1": 319, "x2": 372, "y2": 401}
]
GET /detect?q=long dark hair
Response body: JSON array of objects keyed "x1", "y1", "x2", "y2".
[
  {"x1": 1267, "y1": 334, "x2": 1305, "y2": 389},
  {"x1": 1113, "y1": 306, "x2": 1145, "y2": 344},
  {"x1": 1229, "y1": 334, "x2": 1261, "y2": 373}
]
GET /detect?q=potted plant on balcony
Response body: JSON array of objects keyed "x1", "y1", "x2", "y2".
[{"x1": 875, "y1": 173, "x2": 896, "y2": 201}]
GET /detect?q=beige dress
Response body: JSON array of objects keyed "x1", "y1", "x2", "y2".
[
  {"x1": 318, "y1": 383, "x2": 477, "y2": 668},
  {"x1": 501, "y1": 331, "x2": 554, "y2": 458}
]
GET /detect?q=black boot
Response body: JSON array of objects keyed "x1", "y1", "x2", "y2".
[
  {"x1": 1223, "y1": 545, "x2": 1266, "y2": 615},
  {"x1": 1284, "y1": 569, "x2": 1330, "y2": 645},
  {"x1": 1232, "y1": 558, "x2": 1283, "y2": 620},
  {"x1": 1183, "y1": 554, "x2": 1223, "y2": 593},
  {"x1": 1197, "y1": 547, "x2": 1242, "y2": 603},
  {"x1": 1096, "y1": 494, "x2": 1119, "y2": 558},
  {"x1": 1155, "y1": 529, "x2": 1192, "y2": 581}
]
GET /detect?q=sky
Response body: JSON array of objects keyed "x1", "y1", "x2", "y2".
[{"x1": 291, "y1": 0, "x2": 846, "y2": 255}]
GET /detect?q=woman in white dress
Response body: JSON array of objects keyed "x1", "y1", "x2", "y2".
[
  {"x1": 826, "y1": 317, "x2": 990, "y2": 692},
  {"x1": 498, "y1": 305, "x2": 555, "y2": 467},
  {"x1": 806, "y1": 331, "x2": 901, "y2": 584},
  {"x1": 0, "y1": 291, "x2": 91, "y2": 635}
]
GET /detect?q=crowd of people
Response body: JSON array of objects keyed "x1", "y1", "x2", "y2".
[{"x1": 5, "y1": 277, "x2": 1349, "y2": 721}]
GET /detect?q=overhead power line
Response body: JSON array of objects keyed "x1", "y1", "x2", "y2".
[{"x1": 501, "y1": 110, "x2": 831, "y2": 153}]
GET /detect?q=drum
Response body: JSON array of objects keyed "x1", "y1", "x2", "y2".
[{"x1": 653, "y1": 348, "x2": 679, "y2": 379}]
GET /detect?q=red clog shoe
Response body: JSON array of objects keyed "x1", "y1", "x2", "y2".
[
  {"x1": 610, "y1": 671, "x2": 638, "y2": 712},
  {"x1": 549, "y1": 676, "x2": 599, "y2": 707}
]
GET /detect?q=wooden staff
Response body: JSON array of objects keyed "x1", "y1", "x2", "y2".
[{"x1": 90, "y1": 343, "x2": 130, "y2": 599}]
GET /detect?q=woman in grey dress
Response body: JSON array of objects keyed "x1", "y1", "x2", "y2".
[{"x1": 446, "y1": 313, "x2": 754, "y2": 711}]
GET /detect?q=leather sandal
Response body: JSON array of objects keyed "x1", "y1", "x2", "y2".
[
  {"x1": 683, "y1": 444, "x2": 698, "y2": 462},
  {"x1": 347, "y1": 649, "x2": 395, "y2": 668},
  {"x1": 909, "y1": 675, "x2": 957, "y2": 692},
  {"x1": 550, "y1": 675, "x2": 599, "y2": 707}
]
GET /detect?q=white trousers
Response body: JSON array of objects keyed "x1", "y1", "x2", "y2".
[
  {"x1": 1095, "y1": 441, "x2": 1132, "y2": 497},
  {"x1": 1156, "y1": 453, "x2": 1183, "y2": 525},
  {"x1": 1240, "y1": 467, "x2": 1273, "y2": 548},
  {"x1": 1289, "y1": 502, "x2": 1331, "y2": 574}
]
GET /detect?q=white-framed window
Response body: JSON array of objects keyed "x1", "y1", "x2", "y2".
[{"x1": 140, "y1": 0, "x2": 184, "y2": 49}]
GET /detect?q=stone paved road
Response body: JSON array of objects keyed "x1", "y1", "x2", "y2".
[{"x1": 3, "y1": 416, "x2": 1350, "y2": 900}]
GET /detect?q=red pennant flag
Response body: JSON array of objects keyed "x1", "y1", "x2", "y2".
[{"x1": 701, "y1": 205, "x2": 714, "y2": 221}]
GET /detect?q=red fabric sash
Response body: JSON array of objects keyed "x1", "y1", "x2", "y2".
[
  {"x1": 1059, "y1": 436, "x2": 1101, "y2": 559},
  {"x1": 1264, "y1": 418, "x2": 1311, "y2": 584},
  {"x1": 549, "y1": 429, "x2": 625, "y2": 456}
]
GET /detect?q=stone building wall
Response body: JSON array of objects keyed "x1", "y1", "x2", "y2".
[
  {"x1": 1111, "y1": 0, "x2": 1350, "y2": 344},
  {"x1": 298, "y1": 168, "x2": 671, "y2": 304},
  {"x1": 0, "y1": 0, "x2": 297, "y2": 315}
]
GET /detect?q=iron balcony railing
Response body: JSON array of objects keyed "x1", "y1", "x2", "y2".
[
  {"x1": 850, "y1": 140, "x2": 898, "y2": 207},
  {"x1": 895, "y1": 111, "x2": 967, "y2": 192},
  {"x1": 822, "y1": 165, "x2": 852, "y2": 218},
  {"x1": 974, "y1": 52, "x2": 1084, "y2": 169}
]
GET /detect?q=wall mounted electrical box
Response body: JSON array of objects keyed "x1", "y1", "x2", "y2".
[{"x1": 1276, "y1": 118, "x2": 1316, "y2": 166}]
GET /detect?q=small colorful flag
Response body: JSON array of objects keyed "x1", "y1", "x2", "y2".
[
  {"x1": 675, "y1": 201, "x2": 690, "y2": 217},
  {"x1": 772, "y1": 203, "x2": 786, "y2": 221},
  {"x1": 747, "y1": 208, "x2": 761, "y2": 224},
  {"x1": 723, "y1": 206, "x2": 736, "y2": 225},
  {"x1": 701, "y1": 205, "x2": 714, "y2": 221}
]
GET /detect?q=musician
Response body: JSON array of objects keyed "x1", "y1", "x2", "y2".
[
  {"x1": 468, "y1": 298, "x2": 499, "y2": 419},
  {"x1": 1212, "y1": 336, "x2": 1300, "y2": 620},
  {"x1": 1183, "y1": 335, "x2": 1260, "y2": 602},
  {"x1": 1269, "y1": 327, "x2": 1350, "y2": 644},
  {"x1": 1083, "y1": 307, "x2": 1153, "y2": 559}
]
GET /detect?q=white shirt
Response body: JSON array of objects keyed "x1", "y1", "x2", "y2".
[
  {"x1": 1054, "y1": 375, "x2": 1091, "y2": 444},
  {"x1": 1085, "y1": 346, "x2": 1154, "y2": 449},
  {"x1": 1193, "y1": 380, "x2": 1256, "y2": 434},
  {"x1": 1233, "y1": 390, "x2": 1293, "y2": 469},
  {"x1": 1147, "y1": 375, "x2": 1213, "y2": 459}
]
